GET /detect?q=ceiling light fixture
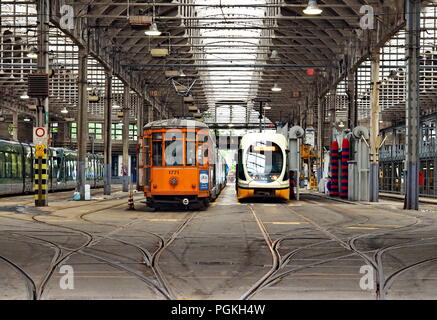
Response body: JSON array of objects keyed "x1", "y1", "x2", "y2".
[
  {"x1": 27, "y1": 47, "x2": 38, "y2": 59},
  {"x1": 20, "y1": 93, "x2": 30, "y2": 100},
  {"x1": 303, "y1": 0, "x2": 323, "y2": 15},
  {"x1": 61, "y1": 107, "x2": 69, "y2": 114},
  {"x1": 270, "y1": 50, "x2": 279, "y2": 59},
  {"x1": 271, "y1": 83, "x2": 282, "y2": 92},
  {"x1": 145, "y1": 22, "x2": 161, "y2": 36},
  {"x1": 112, "y1": 104, "x2": 121, "y2": 110},
  {"x1": 145, "y1": 3, "x2": 161, "y2": 37}
]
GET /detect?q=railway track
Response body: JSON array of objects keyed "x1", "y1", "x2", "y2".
[
  {"x1": 0, "y1": 194, "x2": 198, "y2": 300},
  {"x1": 0, "y1": 253, "x2": 37, "y2": 300},
  {"x1": 28, "y1": 198, "x2": 174, "y2": 299},
  {"x1": 0, "y1": 196, "x2": 166, "y2": 299},
  {"x1": 241, "y1": 198, "x2": 437, "y2": 300},
  {"x1": 291, "y1": 199, "x2": 437, "y2": 300},
  {"x1": 240, "y1": 203, "x2": 363, "y2": 300},
  {"x1": 79, "y1": 206, "x2": 199, "y2": 300}
]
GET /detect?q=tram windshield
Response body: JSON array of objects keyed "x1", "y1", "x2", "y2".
[{"x1": 246, "y1": 142, "x2": 283, "y2": 183}]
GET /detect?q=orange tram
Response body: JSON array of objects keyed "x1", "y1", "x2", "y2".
[{"x1": 141, "y1": 119, "x2": 227, "y2": 210}]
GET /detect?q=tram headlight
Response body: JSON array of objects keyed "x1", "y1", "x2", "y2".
[{"x1": 271, "y1": 175, "x2": 279, "y2": 181}]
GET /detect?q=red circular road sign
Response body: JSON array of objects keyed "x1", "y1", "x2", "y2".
[{"x1": 35, "y1": 127, "x2": 46, "y2": 138}]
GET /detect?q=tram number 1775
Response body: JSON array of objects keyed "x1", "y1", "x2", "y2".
[{"x1": 169, "y1": 170, "x2": 180, "y2": 175}]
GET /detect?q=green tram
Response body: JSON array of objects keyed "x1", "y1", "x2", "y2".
[{"x1": 0, "y1": 139, "x2": 104, "y2": 195}]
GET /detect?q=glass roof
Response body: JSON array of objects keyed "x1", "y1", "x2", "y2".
[{"x1": 194, "y1": 0, "x2": 267, "y2": 124}]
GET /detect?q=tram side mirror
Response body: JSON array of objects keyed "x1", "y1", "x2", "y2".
[
  {"x1": 204, "y1": 136, "x2": 209, "y2": 143},
  {"x1": 204, "y1": 149, "x2": 209, "y2": 158}
]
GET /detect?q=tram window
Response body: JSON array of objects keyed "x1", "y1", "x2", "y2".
[
  {"x1": 165, "y1": 131, "x2": 183, "y2": 141},
  {"x1": 197, "y1": 144, "x2": 208, "y2": 166},
  {"x1": 153, "y1": 133, "x2": 162, "y2": 140},
  {"x1": 5, "y1": 153, "x2": 11, "y2": 178},
  {"x1": 165, "y1": 140, "x2": 183, "y2": 166},
  {"x1": 11, "y1": 153, "x2": 17, "y2": 178},
  {"x1": 238, "y1": 150, "x2": 245, "y2": 180},
  {"x1": 246, "y1": 142, "x2": 283, "y2": 181},
  {"x1": 186, "y1": 141, "x2": 196, "y2": 166},
  {"x1": 144, "y1": 138, "x2": 151, "y2": 166},
  {"x1": 164, "y1": 131, "x2": 183, "y2": 166},
  {"x1": 187, "y1": 132, "x2": 196, "y2": 141},
  {"x1": 0, "y1": 152, "x2": 4, "y2": 178},
  {"x1": 153, "y1": 141, "x2": 163, "y2": 166},
  {"x1": 17, "y1": 154, "x2": 22, "y2": 178},
  {"x1": 25, "y1": 152, "x2": 32, "y2": 178}
]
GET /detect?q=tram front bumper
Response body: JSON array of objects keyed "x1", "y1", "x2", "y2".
[{"x1": 237, "y1": 187, "x2": 290, "y2": 200}]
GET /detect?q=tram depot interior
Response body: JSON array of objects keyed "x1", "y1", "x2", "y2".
[{"x1": 1, "y1": 0, "x2": 437, "y2": 301}]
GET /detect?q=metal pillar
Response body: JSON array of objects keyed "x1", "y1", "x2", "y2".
[
  {"x1": 37, "y1": 0, "x2": 49, "y2": 126},
  {"x1": 137, "y1": 95, "x2": 145, "y2": 191},
  {"x1": 259, "y1": 101, "x2": 264, "y2": 133},
  {"x1": 317, "y1": 96, "x2": 324, "y2": 181},
  {"x1": 329, "y1": 92, "x2": 336, "y2": 140},
  {"x1": 369, "y1": 52, "x2": 380, "y2": 202},
  {"x1": 306, "y1": 98, "x2": 314, "y2": 128},
  {"x1": 77, "y1": 48, "x2": 88, "y2": 200},
  {"x1": 12, "y1": 112, "x2": 18, "y2": 141},
  {"x1": 103, "y1": 72, "x2": 112, "y2": 196},
  {"x1": 34, "y1": 0, "x2": 50, "y2": 207},
  {"x1": 148, "y1": 100, "x2": 154, "y2": 123},
  {"x1": 122, "y1": 85, "x2": 130, "y2": 192},
  {"x1": 405, "y1": 0, "x2": 421, "y2": 210},
  {"x1": 347, "y1": 70, "x2": 357, "y2": 129}
]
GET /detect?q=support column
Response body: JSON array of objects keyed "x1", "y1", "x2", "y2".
[
  {"x1": 122, "y1": 85, "x2": 130, "y2": 192},
  {"x1": 12, "y1": 111, "x2": 18, "y2": 141},
  {"x1": 103, "y1": 71, "x2": 112, "y2": 196},
  {"x1": 137, "y1": 95, "x2": 145, "y2": 191},
  {"x1": 369, "y1": 52, "x2": 380, "y2": 202},
  {"x1": 329, "y1": 92, "x2": 336, "y2": 141},
  {"x1": 34, "y1": 0, "x2": 50, "y2": 207},
  {"x1": 347, "y1": 69, "x2": 357, "y2": 129},
  {"x1": 148, "y1": 100, "x2": 154, "y2": 123},
  {"x1": 306, "y1": 98, "x2": 314, "y2": 128},
  {"x1": 405, "y1": 0, "x2": 421, "y2": 210},
  {"x1": 37, "y1": 0, "x2": 49, "y2": 126},
  {"x1": 317, "y1": 96, "x2": 324, "y2": 181},
  {"x1": 77, "y1": 48, "x2": 88, "y2": 200}
]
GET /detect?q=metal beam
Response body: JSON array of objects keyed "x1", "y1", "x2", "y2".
[
  {"x1": 404, "y1": 0, "x2": 421, "y2": 210},
  {"x1": 122, "y1": 84, "x2": 130, "y2": 193},
  {"x1": 369, "y1": 52, "x2": 380, "y2": 203},
  {"x1": 137, "y1": 95, "x2": 145, "y2": 191},
  {"x1": 36, "y1": 0, "x2": 50, "y2": 127},
  {"x1": 317, "y1": 96, "x2": 323, "y2": 182},
  {"x1": 49, "y1": 0, "x2": 167, "y2": 114},
  {"x1": 125, "y1": 64, "x2": 333, "y2": 69},
  {"x1": 347, "y1": 70, "x2": 357, "y2": 129},
  {"x1": 103, "y1": 71, "x2": 112, "y2": 196},
  {"x1": 12, "y1": 111, "x2": 18, "y2": 141},
  {"x1": 77, "y1": 48, "x2": 88, "y2": 200}
]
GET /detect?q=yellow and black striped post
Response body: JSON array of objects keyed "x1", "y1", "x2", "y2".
[{"x1": 34, "y1": 145, "x2": 48, "y2": 207}]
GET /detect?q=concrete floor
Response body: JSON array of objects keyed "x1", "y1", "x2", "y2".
[{"x1": 1, "y1": 186, "x2": 437, "y2": 300}]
